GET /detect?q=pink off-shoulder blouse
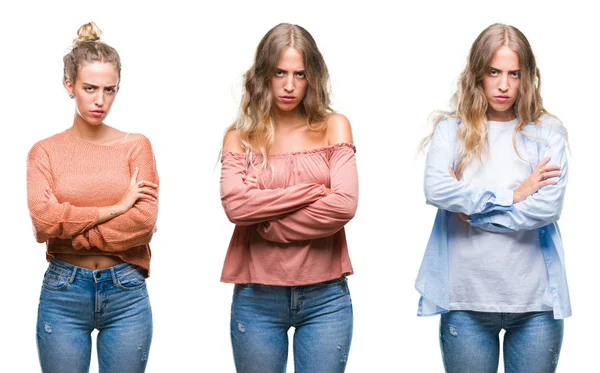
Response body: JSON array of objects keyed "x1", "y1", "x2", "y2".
[{"x1": 220, "y1": 143, "x2": 358, "y2": 286}]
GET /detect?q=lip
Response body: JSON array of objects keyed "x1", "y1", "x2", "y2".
[
  {"x1": 280, "y1": 96, "x2": 296, "y2": 103},
  {"x1": 90, "y1": 110, "x2": 105, "y2": 117},
  {"x1": 494, "y1": 96, "x2": 510, "y2": 103}
]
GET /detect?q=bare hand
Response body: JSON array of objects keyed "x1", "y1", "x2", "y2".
[
  {"x1": 242, "y1": 175, "x2": 260, "y2": 188},
  {"x1": 513, "y1": 157, "x2": 561, "y2": 203},
  {"x1": 449, "y1": 166, "x2": 471, "y2": 223},
  {"x1": 325, "y1": 187, "x2": 332, "y2": 195},
  {"x1": 116, "y1": 167, "x2": 159, "y2": 213},
  {"x1": 45, "y1": 187, "x2": 59, "y2": 204}
]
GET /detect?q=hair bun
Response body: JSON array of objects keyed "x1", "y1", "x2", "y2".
[{"x1": 73, "y1": 22, "x2": 103, "y2": 47}]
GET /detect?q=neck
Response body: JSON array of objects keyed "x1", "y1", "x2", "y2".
[
  {"x1": 272, "y1": 108, "x2": 307, "y2": 129},
  {"x1": 486, "y1": 109, "x2": 516, "y2": 122},
  {"x1": 70, "y1": 115, "x2": 108, "y2": 141}
]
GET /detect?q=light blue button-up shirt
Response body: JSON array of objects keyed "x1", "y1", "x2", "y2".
[{"x1": 415, "y1": 115, "x2": 571, "y2": 319}]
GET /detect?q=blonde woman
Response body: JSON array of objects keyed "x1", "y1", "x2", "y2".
[
  {"x1": 220, "y1": 23, "x2": 358, "y2": 372},
  {"x1": 27, "y1": 22, "x2": 158, "y2": 372},
  {"x1": 416, "y1": 23, "x2": 569, "y2": 373}
]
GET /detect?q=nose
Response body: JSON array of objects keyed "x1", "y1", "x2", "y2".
[
  {"x1": 94, "y1": 91, "x2": 105, "y2": 107},
  {"x1": 283, "y1": 75, "x2": 294, "y2": 93},
  {"x1": 498, "y1": 74, "x2": 509, "y2": 92}
]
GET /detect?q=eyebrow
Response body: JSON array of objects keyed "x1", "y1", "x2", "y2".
[
  {"x1": 82, "y1": 82, "x2": 118, "y2": 88},
  {"x1": 275, "y1": 68, "x2": 306, "y2": 73},
  {"x1": 489, "y1": 66, "x2": 521, "y2": 73}
]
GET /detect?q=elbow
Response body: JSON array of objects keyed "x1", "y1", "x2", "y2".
[
  {"x1": 546, "y1": 210, "x2": 561, "y2": 225},
  {"x1": 34, "y1": 230, "x2": 48, "y2": 243},
  {"x1": 424, "y1": 176, "x2": 442, "y2": 206},
  {"x1": 424, "y1": 188, "x2": 443, "y2": 208},
  {"x1": 30, "y1": 216, "x2": 57, "y2": 242},
  {"x1": 225, "y1": 214, "x2": 254, "y2": 227},
  {"x1": 221, "y1": 200, "x2": 255, "y2": 226},
  {"x1": 138, "y1": 215, "x2": 158, "y2": 241},
  {"x1": 338, "y1": 195, "x2": 358, "y2": 221}
]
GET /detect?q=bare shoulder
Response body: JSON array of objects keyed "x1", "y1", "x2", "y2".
[
  {"x1": 222, "y1": 128, "x2": 245, "y2": 153},
  {"x1": 326, "y1": 113, "x2": 353, "y2": 145}
]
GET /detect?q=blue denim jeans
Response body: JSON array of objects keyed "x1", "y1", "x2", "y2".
[
  {"x1": 37, "y1": 259, "x2": 153, "y2": 373},
  {"x1": 440, "y1": 311, "x2": 563, "y2": 373},
  {"x1": 230, "y1": 276, "x2": 353, "y2": 373}
]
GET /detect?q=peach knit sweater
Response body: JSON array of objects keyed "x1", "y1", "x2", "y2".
[
  {"x1": 27, "y1": 131, "x2": 159, "y2": 276},
  {"x1": 220, "y1": 143, "x2": 358, "y2": 286}
]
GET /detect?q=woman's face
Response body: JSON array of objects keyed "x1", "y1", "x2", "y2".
[
  {"x1": 270, "y1": 47, "x2": 308, "y2": 115},
  {"x1": 64, "y1": 62, "x2": 119, "y2": 126},
  {"x1": 482, "y1": 45, "x2": 521, "y2": 121}
]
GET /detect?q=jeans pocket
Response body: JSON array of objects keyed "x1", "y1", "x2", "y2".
[
  {"x1": 42, "y1": 267, "x2": 71, "y2": 290},
  {"x1": 115, "y1": 268, "x2": 146, "y2": 290}
]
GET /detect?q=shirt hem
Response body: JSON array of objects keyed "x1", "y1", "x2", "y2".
[{"x1": 221, "y1": 269, "x2": 354, "y2": 286}]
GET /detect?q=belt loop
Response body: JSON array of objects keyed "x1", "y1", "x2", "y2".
[
  {"x1": 110, "y1": 267, "x2": 118, "y2": 285},
  {"x1": 68, "y1": 266, "x2": 77, "y2": 284}
]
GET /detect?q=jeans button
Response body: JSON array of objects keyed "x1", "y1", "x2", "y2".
[{"x1": 95, "y1": 272, "x2": 101, "y2": 279}]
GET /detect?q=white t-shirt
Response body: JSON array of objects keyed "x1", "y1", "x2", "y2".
[{"x1": 448, "y1": 118, "x2": 552, "y2": 313}]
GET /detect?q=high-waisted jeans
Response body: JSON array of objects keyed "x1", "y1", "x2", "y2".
[
  {"x1": 37, "y1": 259, "x2": 153, "y2": 373},
  {"x1": 440, "y1": 311, "x2": 563, "y2": 373},
  {"x1": 230, "y1": 276, "x2": 353, "y2": 373}
]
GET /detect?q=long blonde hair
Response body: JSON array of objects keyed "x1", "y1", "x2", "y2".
[
  {"x1": 227, "y1": 23, "x2": 333, "y2": 166},
  {"x1": 423, "y1": 23, "x2": 545, "y2": 178}
]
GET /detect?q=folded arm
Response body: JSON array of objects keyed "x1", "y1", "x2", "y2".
[
  {"x1": 27, "y1": 143, "x2": 100, "y2": 242},
  {"x1": 220, "y1": 130, "x2": 327, "y2": 226},
  {"x1": 257, "y1": 115, "x2": 358, "y2": 243},
  {"x1": 471, "y1": 128, "x2": 568, "y2": 232},
  {"x1": 71, "y1": 137, "x2": 160, "y2": 251},
  {"x1": 424, "y1": 119, "x2": 513, "y2": 215}
]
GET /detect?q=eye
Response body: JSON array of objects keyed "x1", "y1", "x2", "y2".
[
  {"x1": 509, "y1": 70, "x2": 521, "y2": 78},
  {"x1": 274, "y1": 70, "x2": 285, "y2": 77},
  {"x1": 489, "y1": 68, "x2": 499, "y2": 76},
  {"x1": 105, "y1": 87, "x2": 117, "y2": 94},
  {"x1": 84, "y1": 86, "x2": 96, "y2": 92},
  {"x1": 295, "y1": 71, "x2": 306, "y2": 79}
]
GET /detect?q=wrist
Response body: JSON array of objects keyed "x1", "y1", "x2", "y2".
[
  {"x1": 111, "y1": 204, "x2": 126, "y2": 217},
  {"x1": 512, "y1": 189, "x2": 523, "y2": 204}
]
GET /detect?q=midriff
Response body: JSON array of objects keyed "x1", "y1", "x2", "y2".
[{"x1": 55, "y1": 253, "x2": 124, "y2": 270}]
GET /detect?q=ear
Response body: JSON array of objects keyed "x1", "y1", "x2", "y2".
[{"x1": 64, "y1": 79, "x2": 74, "y2": 97}]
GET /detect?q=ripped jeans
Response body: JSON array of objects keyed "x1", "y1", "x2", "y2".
[
  {"x1": 37, "y1": 259, "x2": 152, "y2": 373},
  {"x1": 440, "y1": 311, "x2": 563, "y2": 373},
  {"x1": 230, "y1": 276, "x2": 353, "y2": 373}
]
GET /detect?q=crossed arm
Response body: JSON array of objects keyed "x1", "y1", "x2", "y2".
[
  {"x1": 424, "y1": 119, "x2": 567, "y2": 232},
  {"x1": 221, "y1": 115, "x2": 358, "y2": 243},
  {"x1": 27, "y1": 137, "x2": 159, "y2": 251}
]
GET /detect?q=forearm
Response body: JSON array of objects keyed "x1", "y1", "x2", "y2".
[
  {"x1": 470, "y1": 128, "x2": 568, "y2": 232},
  {"x1": 424, "y1": 120, "x2": 513, "y2": 215},
  {"x1": 220, "y1": 152, "x2": 327, "y2": 225},
  {"x1": 257, "y1": 195, "x2": 357, "y2": 243},
  {"x1": 72, "y1": 199, "x2": 158, "y2": 251},
  {"x1": 258, "y1": 145, "x2": 358, "y2": 243}
]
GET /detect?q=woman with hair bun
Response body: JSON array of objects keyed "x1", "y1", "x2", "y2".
[
  {"x1": 416, "y1": 23, "x2": 570, "y2": 372},
  {"x1": 27, "y1": 22, "x2": 158, "y2": 372},
  {"x1": 220, "y1": 23, "x2": 358, "y2": 372}
]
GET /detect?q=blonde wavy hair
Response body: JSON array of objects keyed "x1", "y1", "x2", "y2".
[
  {"x1": 227, "y1": 23, "x2": 333, "y2": 166},
  {"x1": 423, "y1": 23, "x2": 546, "y2": 178},
  {"x1": 63, "y1": 22, "x2": 121, "y2": 85}
]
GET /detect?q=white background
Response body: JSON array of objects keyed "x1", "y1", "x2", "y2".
[{"x1": 0, "y1": 0, "x2": 597, "y2": 371}]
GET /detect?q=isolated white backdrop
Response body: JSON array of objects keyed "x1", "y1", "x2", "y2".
[{"x1": 0, "y1": 0, "x2": 597, "y2": 371}]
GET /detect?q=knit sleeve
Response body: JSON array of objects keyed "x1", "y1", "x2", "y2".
[
  {"x1": 220, "y1": 152, "x2": 328, "y2": 226},
  {"x1": 27, "y1": 142, "x2": 99, "y2": 242},
  {"x1": 256, "y1": 143, "x2": 358, "y2": 243},
  {"x1": 71, "y1": 137, "x2": 159, "y2": 251}
]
